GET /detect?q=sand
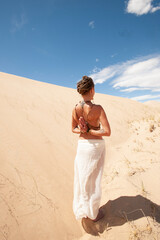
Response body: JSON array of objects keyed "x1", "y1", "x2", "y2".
[{"x1": 0, "y1": 71, "x2": 160, "y2": 240}]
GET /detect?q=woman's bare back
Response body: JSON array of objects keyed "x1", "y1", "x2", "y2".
[{"x1": 75, "y1": 101, "x2": 103, "y2": 139}]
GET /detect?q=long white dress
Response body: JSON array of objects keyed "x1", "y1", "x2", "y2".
[{"x1": 73, "y1": 139, "x2": 106, "y2": 220}]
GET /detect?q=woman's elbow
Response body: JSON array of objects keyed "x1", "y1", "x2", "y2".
[
  {"x1": 104, "y1": 128, "x2": 111, "y2": 136},
  {"x1": 72, "y1": 128, "x2": 75, "y2": 133},
  {"x1": 108, "y1": 130, "x2": 111, "y2": 136}
]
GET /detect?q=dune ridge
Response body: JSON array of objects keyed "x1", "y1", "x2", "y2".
[{"x1": 0, "y1": 72, "x2": 160, "y2": 240}]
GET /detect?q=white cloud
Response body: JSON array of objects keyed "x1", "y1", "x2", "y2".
[
  {"x1": 131, "y1": 94, "x2": 160, "y2": 101},
  {"x1": 90, "y1": 60, "x2": 134, "y2": 84},
  {"x1": 91, "y1": 66, "x2": 101, "y2": 74},
  {"x1": 90, "y1": 55, "x2": 160, "y2": 101},
  {"x1": 90, "y1": 65, "x2": 118, "y2": 84},
  {"x1": 11, "y1": 13, "x2": 28, "y2": 33},
  {"x1": 96, "y1": 58, "x2": 99, "y2": 62},
  {"x1": 111, "y1": 53, "x2": 117, "y2": 58},
  {"x1": 120, "y1": 87, "x2": 144, "y2": 93},
  {"x1": 151, "y1": 5, "x2": 160, "y2": 13},
  {"x1": 89, "y1": 21, "x2": 95, "y2": 29},
  {"x1": 126, "y1": 0, "x2": 160, "y2": 15},
  {"x1": 112, "y1": 57, "x2": 160, "y2": 89},
  {"x1": 152, "y1": 88, "x2": 160, "y2": 92}
]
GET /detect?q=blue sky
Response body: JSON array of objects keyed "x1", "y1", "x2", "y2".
[{"x1": 0, "y1": 0, "x2": 160, "y2": 102}]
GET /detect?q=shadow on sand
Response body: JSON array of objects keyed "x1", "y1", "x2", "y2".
[{"x1": 81, "y1": 195, "x2": 160, "y2": 236}]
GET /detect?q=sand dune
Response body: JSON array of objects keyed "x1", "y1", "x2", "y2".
[
  {"x1": 0, "y1": 72, "x2": 160, "y2": 240},
  {"x1": 145, "y1": 100, "x2": 160, "y2": 113}
]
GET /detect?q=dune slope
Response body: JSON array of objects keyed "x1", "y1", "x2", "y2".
[{"x1": 0, "y1": 72, "x2": 160, "y2": 240}]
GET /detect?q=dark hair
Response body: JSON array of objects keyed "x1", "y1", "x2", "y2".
[{"x1": 77, "y1": 76, "x2": 94, "y2": 95}]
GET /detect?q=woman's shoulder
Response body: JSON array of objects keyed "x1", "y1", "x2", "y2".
[
  {"x1": 93, "y1": 103, "x2": 103, "y2": 110},
  {"x1": 74, "y1": 102, "x2": 81, "y2": 110},
  {"x1": 91, "y1": 104, "x2": 103, "y2": 116},
  {"x1": 72, "y1": 102, "x2": 81, "y2": 113},
  {"x1": 94, "y1": 103, "x2": 102, "y2": 107},
  {"x1": 93, "y1": 104, "x2": 107, "y2": 117}
]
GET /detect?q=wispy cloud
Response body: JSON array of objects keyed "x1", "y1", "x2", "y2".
[
  {"x1": 89, "y1": 21, "x2": 95, "y2": 29},
  {"x1": 152, "y1": 88, "x2": 160, "y2": 92},
  {"x1": 90, "y1": 60, "x2": 131, "y2": 84},
  {"x1": 91, "y1": 66, "x2": 101, "y2": 74},
  {"x1": 126, "y1": 0, "x2": 160, "y2": 15},
  {"x1": 112, "y1": 56, "x2": 160, "y2": 90},
  {"x1": 11, "y1": 13, "x2": 28, "y2": 33},
  {"x1": 90, "y1": 55, "x2": 160, "y2": 101},
  {"x1": 96, "y1": 58, "x2": 99, "y2": 62},
  {"x1": 111, "y1": 53, "x2": 117, "y2": 58},
  {"x1": 131, "y1": 94, "x2": 160, "y2": 101},
  {"x1": 120, "y1": 87, "x2": 147, "y2": 93}
]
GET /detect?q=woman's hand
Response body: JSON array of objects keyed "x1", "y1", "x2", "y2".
[{"x1": 79, "y1": 117, "x2": 88, "y2": 133}]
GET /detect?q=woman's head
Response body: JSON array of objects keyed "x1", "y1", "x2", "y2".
[{"x1": 77, "y1": 76, "x2": 94, "y2": 95}]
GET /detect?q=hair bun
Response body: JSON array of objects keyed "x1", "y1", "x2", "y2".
[
  {"x1": 77, "y1": 76, "x2": 94, "y2": 95},
  {"x1": 82, "y1": 76, "x2": 88, "y2": 81}
]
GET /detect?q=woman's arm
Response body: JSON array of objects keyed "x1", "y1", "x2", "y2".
[
  {"x1": 72, "y1": 108, "x2": 81, "y2": 134},
  {"x1": 89, "y1": 106, "x2": 111, "y2": 137}
]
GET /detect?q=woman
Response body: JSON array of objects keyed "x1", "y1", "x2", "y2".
[{"x1": 72, "y1": 76, "x2": 111, "y2": 222}]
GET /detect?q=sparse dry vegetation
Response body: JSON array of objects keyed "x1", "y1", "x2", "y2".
[
  {"x1": 149, "y1": 124, "x2": 155, "y2": 132},
  {"x1": 122, "y1": 208, "x2": 160, "y2": 240},
  {"x1": 141, "y1": 181, "x2": 148, "y2": 196},
  {"x1": 133, "y1": 147, "x2": 142, "y2": 152},
  {"x1": 124, "y1": 156, "x2": 131, "y2": 168}
]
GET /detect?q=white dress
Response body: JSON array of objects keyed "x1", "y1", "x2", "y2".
[{"x1": 73, "y1": 139, "x2": 106, "y2": 220}]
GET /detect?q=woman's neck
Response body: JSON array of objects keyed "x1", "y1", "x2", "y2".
[
  {"x1": 82, "y1": 95, "x2": 92, "y2": 102},
  {"x1": 83, "y1": 99, "x2": 92, "y2": 103}
]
